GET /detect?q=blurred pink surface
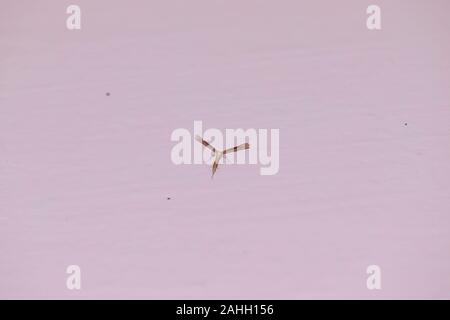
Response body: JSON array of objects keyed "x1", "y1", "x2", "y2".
[{"x1": 1, "y1": 0, "x2": 450, "y2": 299}]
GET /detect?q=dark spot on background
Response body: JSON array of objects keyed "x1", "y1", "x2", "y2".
[{"x1": 106, "y1": 92, "x2": 110, "y2": 96}]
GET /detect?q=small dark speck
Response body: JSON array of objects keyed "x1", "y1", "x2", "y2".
[
  {"x1": 167, "y1": 197, "x2": 171, "y2": 200},
  {"x1": 106, "y1": 92, "x2": 110, "y2": 96},
  {"x1": 404, "y1": 123, "x2": 408, "y2": 126}
]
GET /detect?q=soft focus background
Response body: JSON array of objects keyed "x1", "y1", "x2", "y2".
[{"x1": 1, "y1": 0, "x2": 449, "y2": 299}]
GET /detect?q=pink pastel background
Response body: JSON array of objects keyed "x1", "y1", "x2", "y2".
[{"x1": 1, "y1": 0, "x2": 449, "y2": 299}]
